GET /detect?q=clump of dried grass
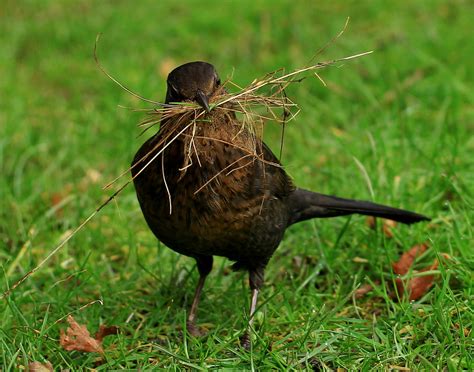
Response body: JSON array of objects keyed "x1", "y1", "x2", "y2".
[{"x1": 108, "y1": 48, "x2": 373, "y2": 193}]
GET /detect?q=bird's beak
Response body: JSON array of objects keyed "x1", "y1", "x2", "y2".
[{"x1": 195, "y1": 89, "x2": 211, "y2": 113}]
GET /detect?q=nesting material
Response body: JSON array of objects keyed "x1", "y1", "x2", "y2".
[{"x1": 128, "y1": 50, "x2": 372, "y2": 188}]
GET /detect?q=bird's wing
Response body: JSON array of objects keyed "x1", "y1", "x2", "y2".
[{"x1": 260, "y1": 140, "x2": 295, "y2": 198}]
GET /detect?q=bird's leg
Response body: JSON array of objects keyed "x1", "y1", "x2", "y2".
[
  {"x1": 186, "y1": 255, "x2": 213, "y2": 337},
  {"x1": 240, "y1": 267, "x2": 264, "y2": 349}
]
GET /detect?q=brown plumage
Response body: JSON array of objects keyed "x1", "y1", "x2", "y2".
[{"x1": 131, "y1": 61, "x2": 429, "y2": 347}]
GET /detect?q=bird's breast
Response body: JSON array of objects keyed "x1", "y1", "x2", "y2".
[{"x1": 132, "y1": 111, "x2": 291, "y2": 260}]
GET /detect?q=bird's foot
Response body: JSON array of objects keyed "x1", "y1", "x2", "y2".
[
  {"x1": 240, "y1": 332, "x2": 251, "y2": 350},
  {"x1": 186, "y1": 320, "x2": 206, "y2": 337}
]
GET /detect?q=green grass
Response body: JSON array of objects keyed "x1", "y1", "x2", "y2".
[{"x1": 1, "y1": 0, "x2": 473, "y2": 370}]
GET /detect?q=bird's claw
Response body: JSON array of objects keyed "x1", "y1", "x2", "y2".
[
  {"x1": 240, "y1": 332, "x2": 251, "y2": 350},
  {"x1": 186, "y1": 320, "x2": 206, "y2": 337}
]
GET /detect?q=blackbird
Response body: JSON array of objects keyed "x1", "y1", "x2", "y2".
[{"x1": 131, "y1": 61, "x2": 429, "y2": 347}]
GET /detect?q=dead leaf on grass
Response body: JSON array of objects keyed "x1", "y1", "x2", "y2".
[
  {"x1": 392, "y1": 243, "x2": 428, "y2": 275},
  {"x1": 395, "y1": 260, "x2": 438, "y2": 301},
  {"x1": 366, "y1": 216, "x2": 376, "y2": 229},
  {"x1": 453, "y1": 323, "x2": 471, "y2": 337},
  {"x1": 392, "y1": 243, "x2": 441, "y2": 301},
  {"x1": 366, "y1": 217, "x2": 398, "y2": 238},
  {"x1": 388, "y1": 365, "x2": 411, "y2": 371},
  {"x1": 382, "y1": 219, "x2": 397, "y2": 238},
  {"x1": 354, "y1": 283, "x2": 375, "y2": 299},
  {"x1": 27, "y1": 361, "x2": 53, "y2": 372},
  {"x1": 95, "y1": 324, "x2": 119, "y2": 342},
  {"x1": 59, "y1": 315, "x2": 118, "y2": 354},
  {"x1": 48, "y1": 184, "x2": 73, "y2": 218},
  {"x1": 353, "y1": 256, "x2": 369, "y2": 263},
  {"x1": 398, "y1": 325, "x2": 413, "y2": 335}
]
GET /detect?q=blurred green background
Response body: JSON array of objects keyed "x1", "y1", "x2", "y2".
[{"x1": 1, "y1": 0, "x2": 472, "y2": 370}]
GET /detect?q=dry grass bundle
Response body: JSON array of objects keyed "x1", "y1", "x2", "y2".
[{"x1": 108, "y1": 49, "x2": 373, "y2": 194}]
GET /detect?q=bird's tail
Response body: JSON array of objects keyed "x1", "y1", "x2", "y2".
[{"x1": 287, "y1": 188, "x2": 430, "y2": 226}]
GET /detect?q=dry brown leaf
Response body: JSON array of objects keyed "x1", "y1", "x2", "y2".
[
  {"x1": 60, "y1": 315, "x2": 103, "y2": 353},
  {"x1": 382, "y1": 219, "x2": 397, "y2": 238},
  {"x1": 440, "y1": 252, "x2": 453, "y2": 261},
  {"x1": 27, "y1": 361, "x2": 53, "y2": 372},
  {"x1": 395, "y1": 259, "x2": 438, "y2": 301},
  {"x1": 388, "y1": 366, "x2": 411, "y2": 371},
  {"x1": 354, "y1": 283, "x2": 374, "y2": 299},
  {"x1": 391, "y1": 243, "x2": 443, "y2": 300},
  {"x1": 366, "y1": 217, "x2": 397, "y2": 238},
  {"x1": 50, "y1": 194, "x2": 64, "y2": 218},
  {"x1": 59, "y1": 315, "x2": 117, "y2": 354},
  {"x1": 366, "y1": 216, "x2": 376, "y2": 229},
  {"x1": 392, "y1": 243, "x2": 428, "y2": 275},
  {"x1": 398, "y1": 325, "x2": 413, "y2": 335},
  {"x1": 95, "y1": 324, "x2": 119, "y2": 342},
  {"x1": 50, "y1": 193, "x2": 64, "y2": 209},
  {"x1": 453, "y1": 323, "x2": 471, "y2": 337},
  {"x1": 46, "y1": 183, "x2": 73, "y2": 219}
]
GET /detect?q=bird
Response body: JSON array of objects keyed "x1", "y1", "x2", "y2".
[{"x1": 131, "y1": 61, "x2": 429, "y2": 348}]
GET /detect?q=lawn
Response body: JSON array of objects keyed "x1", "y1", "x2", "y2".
[{"x1": 1, "y1": 0, "x2": 472, "y2": 370}]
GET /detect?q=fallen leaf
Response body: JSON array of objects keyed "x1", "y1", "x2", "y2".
[
  {"x1": 27, "y1": 361, "x2": 53, "y2": 372},
  {"x1": 440, "y1": 253, "x2": 453, "y2": 261},
  {"x1": 453, "y1": 323, "x2": 471, "y2": 337},
  {"x1": 392, "y1": 243, "x2": 428, "y2": 275},
  {"x1": 354, "y1": 283, "x2": 374, "y2": 299},
  {"x1": 366, "y1": 217, "x2": 397, "y2": 238},
  {"x1": 388, "y1": 365, "x2": 411, "y2": 371},
  {"x1": 47, "y1": 184, "x2": 73, "y2": 219},
  {"x1": 398, "y1": 325, "x2": 413, "y2": 335},
  {"x1": 395, "y1": 259, "x2": 438, "y2": 301},
  {"x1": 382, "y1": 219, "x2": 397, "y2": 238},
  {"x1": 50, "y1": 192, "x2": 64, "y2": 209},
  {"x1": 60, "y1": 315, "x2": 103, "y2": 353},
  {"x1": 366, "y1": 216, "x2": 376, "y2": 229},
  {"x1": 49, "y1": 193, "x2": 65, "y2": 218},
  {"x1": 353, "y1": 256, "x2": 369, "y2": 263},
  {"x1": 95, "y1": 325, "x2": 119, "y2": 342},
  {"x1": 59, "y1": 315, "x2": 118, "y2": 354}
]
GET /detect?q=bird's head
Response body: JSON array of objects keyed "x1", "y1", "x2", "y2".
[{"x1": 165, "y1": 61, "x2": 221, "y2": 113}]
